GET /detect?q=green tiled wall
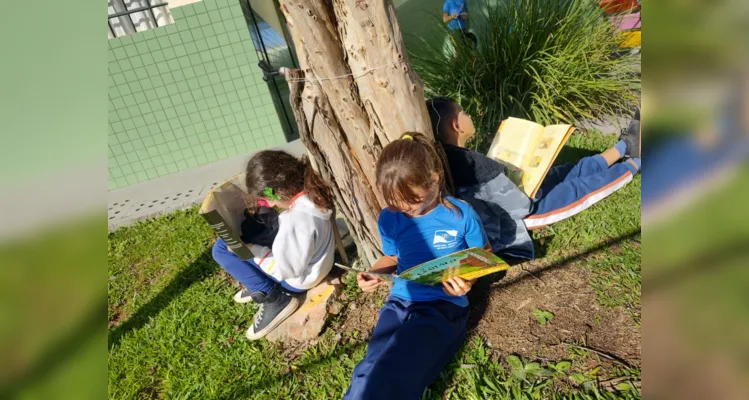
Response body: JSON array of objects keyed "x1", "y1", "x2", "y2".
[{"x1": 107, "y1": 0, "x2": 285, "y2": 190}]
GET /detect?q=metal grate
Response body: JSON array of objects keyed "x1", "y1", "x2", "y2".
[{"x1": 108, "y1": 0, "x2": 173, "y2": 39}]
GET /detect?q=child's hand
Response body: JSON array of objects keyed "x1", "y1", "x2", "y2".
[
  {"x1": 443, "y1": 277, "x2": 475, "y2": 296},
  {"x1": 357, "y1": 273, "x2": 383, "y2": 292}
]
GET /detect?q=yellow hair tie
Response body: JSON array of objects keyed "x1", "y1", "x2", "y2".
[{"x1": 402, "y1": 135, "x2": 414, "y2": 141}]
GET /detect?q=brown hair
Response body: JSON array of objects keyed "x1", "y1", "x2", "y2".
[
  {"x1": 244, "y1": 150, "x2": 332, "y2": 211},
  {"x1": 376, "y1": 133, "x2": 457, "y2": 214}
]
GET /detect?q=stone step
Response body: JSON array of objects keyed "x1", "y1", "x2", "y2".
[{"x1": 265, "y1": 275, "x2": 343, "y2": 342}]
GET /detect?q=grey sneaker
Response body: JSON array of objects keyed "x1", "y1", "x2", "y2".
[
  {"x1": 620, "y1": 109, "x2": 641, "y2": 158},
  {"x1": 245, "y1": 286, "x2": 299, "y2": 340},
  {"x1": 233, "y1": 289, "x2": 255, "y2": 304}
]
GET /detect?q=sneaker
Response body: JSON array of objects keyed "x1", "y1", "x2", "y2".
[
  {"x1": 620, "y1": 109, "x2": 641, "y2": 158},
  {"x1": 245, "y1": 286, "x2": 299, "y2": 340},
  {"x1": 233, "y1": 289, "x2": 255, "y2": 304}
]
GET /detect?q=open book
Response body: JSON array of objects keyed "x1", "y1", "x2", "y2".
[
  {"x1": 335, "y1": 247, "x2": 510, "y2": 286},
  {"x1": 487, "y1": 117, "x2": 575, "y2": 198},
  {"x1": 199, "y1": 173, "x2": 256, "y2": 260}
]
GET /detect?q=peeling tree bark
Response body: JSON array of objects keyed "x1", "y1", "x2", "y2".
[{"x1": 279, "y1": 0, "x2": 431, "y2": 266}]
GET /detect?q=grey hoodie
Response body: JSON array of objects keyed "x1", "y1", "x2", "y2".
[{"x1": 443, "y1": 144, "x2": 536, "y2": 260}]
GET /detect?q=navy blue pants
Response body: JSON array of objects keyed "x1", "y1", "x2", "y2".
[
  {"x1": 524, "y1": 155, "x2": 638, "y2": 228},
  {"x1": 344, "y1": 296, "x2": 469, "y2": 400},
  {"x1": 211, "y1": 238, "x2": 305, "y2": 294}
]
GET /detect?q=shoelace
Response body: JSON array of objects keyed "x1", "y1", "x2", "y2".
[{"x1": 254, "y1": 305, "x2": 264, "y2": 328}]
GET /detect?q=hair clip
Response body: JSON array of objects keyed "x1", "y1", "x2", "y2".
[
  {"x1": 402, "y1": 135, "x2": 414, "y2": 141},
  {"x1": 263, "y1": 187, "x2": 281, "y2": 201}
]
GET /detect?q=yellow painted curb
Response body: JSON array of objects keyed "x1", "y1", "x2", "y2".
[{"x1": 299, "y1": 285, "x2": 335, "y2": 312}]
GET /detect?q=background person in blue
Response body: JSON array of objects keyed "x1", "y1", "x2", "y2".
[
  {"x1": 443, "y1": 0, "x2": 468, "y2": 31},
  {"x1": 344, "y1": 133, "x2": 491, "y2": 400},
  {"x1": 443, "y1": 0, "x2": 477, "y2": 49}
]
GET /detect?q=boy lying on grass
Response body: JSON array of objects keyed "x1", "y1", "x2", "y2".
[{"x1": 426, "y1": 97, "x2": 641, "y2": 260}]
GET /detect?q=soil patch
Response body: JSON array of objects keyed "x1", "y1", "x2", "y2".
[
  {"x1": 109, "y1": 311, "x2": 126, "y2": 329},
  {"x1": 274, "y1": 280, "x2": 388, "y2": 363},
  {"x1": 331, "y1": 284, "x2": 389, "y2": 342},
  {"x1": 276, "y1": 256, "x2": 641, "y2": 378},
  {"x1": 471, "y1": 260, "x2": 641, "y2": 365}
]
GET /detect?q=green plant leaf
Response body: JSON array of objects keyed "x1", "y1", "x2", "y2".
[
  {"x1": 555, "y1": 361, "x2": 571, "y2": 371},
  {"x1": 615, "y1": 382, "x2": 632, "y2": 391},
  {"x1": 571, "y1": 372, "x2": 587, "y2": 384},
  {"x1": 513, "y1": 368, "x2": 526, "y2": 381},
  {"x1": 524, "y1": 362, "x2": 541, "y2": 373},
  {"x1": 482, "y1": 376, "x2": 497, "y2": 392},
  {"x1": 506, "y1": 355, "x2": 523, "y2": 371},
  {"x1": 506, "y1": 355, "x2": 527, "y2": 380},
  {"x1": 536, "y1": 368, "x2": 556, "y2": 378},
  {"x1": 532, "y1": 308, "x2": 554, "y2": 325}
]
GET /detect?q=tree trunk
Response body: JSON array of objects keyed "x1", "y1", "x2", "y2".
[{"x1": 278, "y1": 0, "x2": 431, "y2": 266}]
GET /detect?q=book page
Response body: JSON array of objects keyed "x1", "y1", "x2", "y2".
[
  {"x1": 199, "y1": 173, "x2": 254, "y2": 258},
  {"x1": 487, "y1": 118, "x2": 545, "y2": 171},
  {"x1": 522, "y1": 125, "x2": 575, "y2": 198},
  {"x1": 398, "y1": 248, "x2": 509, "y2": 285},
  {"x1": 208, "y1": 177, "x2": 249, "y2": 236},
  {"x1": 440, "y1": 249, "x2": 511, "y2": 281}
]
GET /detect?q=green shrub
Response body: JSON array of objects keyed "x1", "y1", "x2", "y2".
[{"x1": 412, "y1": 0, "x2": 640, "y2": 151}]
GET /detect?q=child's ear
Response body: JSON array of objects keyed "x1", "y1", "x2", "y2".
[
  {"x1": 431, "y1": 172, "x2": 440, "y2": 184},
  {"x1": 451, "y1": 117, "x2": 461, "y2": 133}
]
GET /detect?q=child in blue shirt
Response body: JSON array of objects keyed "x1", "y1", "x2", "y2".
[
  {"x1": 344, "y1": 133, "x2": 490, "y2": 400},
  {"x1": 443, "y1": 0, "x2": 468, "y2": 31},
  {"x1": 443, "y1": 0, "x2": 477, "y2": 50}
]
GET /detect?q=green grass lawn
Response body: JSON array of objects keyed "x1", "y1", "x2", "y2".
[{"x1": 108, "y1": 131, "x2": 641, "y2": 399}]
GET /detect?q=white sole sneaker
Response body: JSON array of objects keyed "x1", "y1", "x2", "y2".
[
  {"x1": 233, "y1": 289, "x2": 255, "y2": 304},
  {"x1": 245, "y1": 296, "x2": 300, "y2": 340}
]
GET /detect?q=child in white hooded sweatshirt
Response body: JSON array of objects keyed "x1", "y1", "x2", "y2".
[{"x1": 212, "y1": 150, "x2": 335, "y2": 340}]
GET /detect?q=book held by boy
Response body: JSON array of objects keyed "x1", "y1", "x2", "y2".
[
  {"x1": 487, "y1": 117, "x2": 575, "y2": 198},
  {"x1": 335, "y1": 247, "x2": 510, "y2": 285}
]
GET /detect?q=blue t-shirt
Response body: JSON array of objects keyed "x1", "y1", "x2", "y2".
[
  {"x1": 378, "y1": 197, "x2": 488, "y2": 307},
  {"x1": 443, "y1": 0, "x2": 467, "y2": 30}
]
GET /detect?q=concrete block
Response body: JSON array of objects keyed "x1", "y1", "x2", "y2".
[{"x1": 265, "y1": 275, "x2": 343, "y2": 342}]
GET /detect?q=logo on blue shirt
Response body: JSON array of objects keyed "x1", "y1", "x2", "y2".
[
  {"x1": 433, "y1": 230, "x2": 459, "y2": 249},
  {"x1": 378, "y1": 197, "x2": 488, "y2": 307}
]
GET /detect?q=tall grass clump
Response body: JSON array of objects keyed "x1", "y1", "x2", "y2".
[{"x1": 412, "y1": 0, "x2": 640, "y2": 151}]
